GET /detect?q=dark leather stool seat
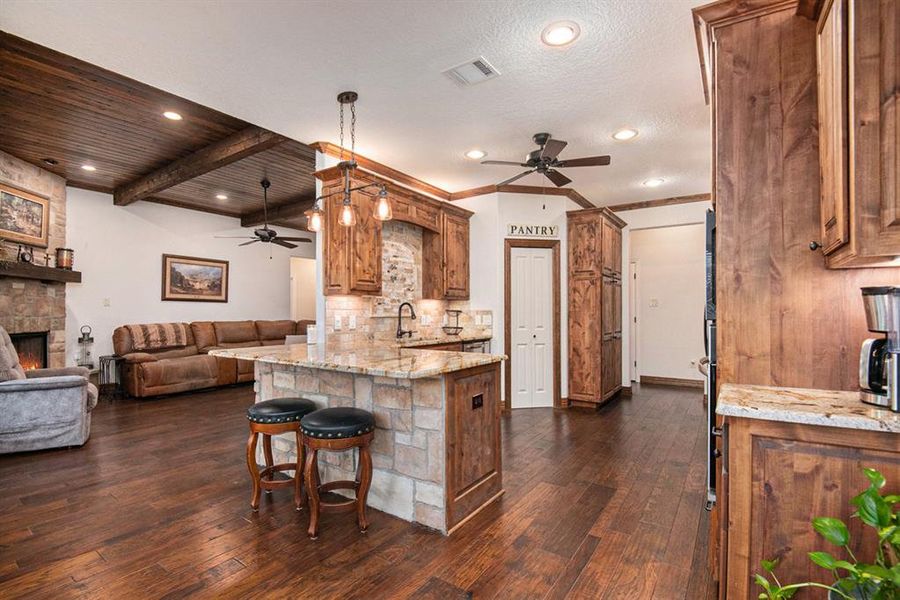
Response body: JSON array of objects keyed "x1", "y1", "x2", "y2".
[
  {"x1": 300, "y1": 407, "x2": 375, "y2": 439},
  {"x1": 245, "y1": 397, "x2": 317, "y2": 512},
  {"x1": 301, "y1": 407, "x2": 376, "y2": 539},
  {"x1": 248, "y1": 397, "x2": 317, "y2": 424}
]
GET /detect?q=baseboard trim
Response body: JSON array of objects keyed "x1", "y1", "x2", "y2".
[
  {"x1": 620, "y1": 385, "x2": 633, "y2": 397},
  {"x1": 639, "y1": 376, "x2": 704, "y2": 389}
]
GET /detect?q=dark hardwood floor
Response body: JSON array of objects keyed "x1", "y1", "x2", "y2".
[{"x1": 0, "y1": 383, "x2": 716, "y2": 599}]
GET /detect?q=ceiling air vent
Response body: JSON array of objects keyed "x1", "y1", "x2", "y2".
[{"x1": 443, "y1": 56, "x2": 500, "y2": 86}]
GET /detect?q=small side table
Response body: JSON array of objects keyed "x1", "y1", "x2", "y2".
[{"x1": 98, "y1": 355, "x2": 125, "y2": 399}]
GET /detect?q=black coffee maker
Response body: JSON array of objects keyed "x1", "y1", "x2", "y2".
[{"x1": 859, "y1": 286, "x2": 900, "y2": 412}]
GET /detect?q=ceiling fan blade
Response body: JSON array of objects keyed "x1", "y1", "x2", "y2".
[
  {"x1": 271, "y1": 239, "x2": 298, "y2": 249},
  {"x1": 556, "y1": 155, "x2": 612, "y2": 168},
  {"x1": 540, "y1": 138, "x2": 568, "y2": 160},
  {"x1": 544, "y1": 170, "x2": 572, "y2": 187},
  {"x1": 497, "y1": 170, "x2": 536, "y2": 186},
  {"x1": 239, "y1": 239, "x2": 260, "y2": 246},
  {"x1": 278, "y1": 237, "x2": 313, "y2": 243},
  {"x1": 481, "y1": 160, "x2": 530, "y2": 166},
  {"x1": 215, "y1": 236, "x2": 256, "y2": 239}
]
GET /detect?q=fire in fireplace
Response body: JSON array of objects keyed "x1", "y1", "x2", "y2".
[{"x1": 10, "y1": 332, "x2": 49, "y2": 370}]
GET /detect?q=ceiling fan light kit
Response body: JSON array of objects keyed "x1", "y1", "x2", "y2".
[{"x1": 308, "y1": 91, "x2": 393, "y2": 230}]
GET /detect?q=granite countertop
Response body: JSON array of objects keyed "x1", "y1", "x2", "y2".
[
  {"x1": 397, "y1": 333, "x2": 492, "y2": 348},
  {"x1": 717, "y1": 383, "x2": 900, "y2": 433},
  {"x1": 209, "y1": 342, "x2": 504, "y2": 379}
]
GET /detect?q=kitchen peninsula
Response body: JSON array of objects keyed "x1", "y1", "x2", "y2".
[{"x1": 210, "y1": 343, "x2": 504, "y2": 534}]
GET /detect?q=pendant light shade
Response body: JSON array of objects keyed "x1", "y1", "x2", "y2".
[
  {"x1": 338, "y1": 202, "x2": 357, "y2": 227},
  {"x1": 374, "y1": 187, "x2": 392, "y2": 221},
  {"x1": 306, "y1": 206, "x2": 323, "y2": 232}
]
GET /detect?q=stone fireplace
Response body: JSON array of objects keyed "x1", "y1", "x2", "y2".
[{"x1": 0, "y1": 150, "x2": 69, "y2": 369}]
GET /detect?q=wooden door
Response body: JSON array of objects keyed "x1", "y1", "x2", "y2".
[
  {"x1": 442, "y1": 212, "x2": 470, "y2": 299},
  {"x1": 510, "y1": 247, "x2": 554, "y2": 409},
  {"x1": 348, "y1": 188, "x2": 382, "y2": 294},
  {"x1": 816, "y1": 0, "x2": 850, "y2": 255},
  {"x1": 568, "y1": 275, "x2": 600, "y2": 400},
  {"x1": 569, "y1": 216, "x2": 599, "y2": 276}
]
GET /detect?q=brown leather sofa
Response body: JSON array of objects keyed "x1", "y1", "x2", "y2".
[{"x1": 113, "y1": 320, "x2": 313, "y2": 398}]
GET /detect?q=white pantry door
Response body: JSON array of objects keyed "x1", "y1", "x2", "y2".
[{"x1": 510, "y1": 246, "x2": 554, "y2": 408}]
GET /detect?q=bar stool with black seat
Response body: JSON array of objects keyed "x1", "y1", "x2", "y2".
[
  {"x1": 300, "y1": 407, "x2": 375, "y2": 539},
  {"x1": 246, "y1": 397, "x2": 318, "y2": 511}
]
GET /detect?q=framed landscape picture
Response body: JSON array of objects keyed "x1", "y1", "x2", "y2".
[
  {"x1": 161, "y1": 254, "x2": 229, "y2": 302},
  {"x1": 0, "y1": 183, "x2": 50, "y2": 248}
]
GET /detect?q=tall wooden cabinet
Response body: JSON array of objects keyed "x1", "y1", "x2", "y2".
[
  {"x1": 316, "y1": 167, "x2": 472, "y2": 299},
  {"x1": 815, "y1": 0, "x2": 899, "y2": 267},
  {"x1": 567, "y1": 207, "x2": 625, "y2": 406}
]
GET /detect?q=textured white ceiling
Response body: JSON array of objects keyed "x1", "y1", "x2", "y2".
[{"x1": 0, "y1": 0, "x2": 709, "y2": 206}]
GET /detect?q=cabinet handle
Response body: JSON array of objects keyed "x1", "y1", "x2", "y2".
[{"x1": 809, "y1": 241, "x2": 822, "y2": 251}]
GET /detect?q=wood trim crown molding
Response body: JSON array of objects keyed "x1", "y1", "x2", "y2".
[
  {"x1": 503, "y1": 239, "x2": 562, "y2": 411},
  {"x1": 607, "y1": 193, "x2": 711, "y2": 213},
  {"x1": 448, "y1": 184, "x2": 595, "y2": 209},
  {"x1": 692, "y1": 0, "x2": 800, "y2": 104},
  {"x1": 310, "y1": 141, "x2": 451, "y2": 201},
  {"x1": 113, "y1": 126, "x2": 287, "y2": 206}
]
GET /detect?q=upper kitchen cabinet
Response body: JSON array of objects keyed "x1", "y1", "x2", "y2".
[
  {"x1": 423, "y1": 206, "x2": 472, "y2": 300},
  {"x1": 315, "y1": 166, "x2": 472, "y2": 298},
  {"x1": 815, "y1": 0, "x2": 900, "y2": 268}
]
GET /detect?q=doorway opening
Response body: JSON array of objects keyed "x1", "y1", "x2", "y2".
[{"x1": 504, "y1": 239, "x2": 560, "y2": 410}]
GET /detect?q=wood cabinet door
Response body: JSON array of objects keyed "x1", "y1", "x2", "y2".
[
  {"x1": 569, "y1": 215, "x2": 599, "y2": 276},
  {"x1": 601, "y1": 337, "x2": 616, "y2": 397},
  {"x1": 568, "y1": 274, "x2": 600, "y2": 400},
  {"x1": 601, "y1": 219, "x2": 617, "y2": 276},
  {"x1": 413, "y1": 202, "x2": 441, "y2": 232},
  {"x1": 816, "y1": 0, "x2": 850, "y2": 254},
  {"x1": 323, "y1": 193, "x2": 349, "y2": 295},
  {"x1": 613, "y1": 276, "x2": 622, "y2": 333},
  {"x1": 612, "y1": 226, "x2": 623, "y2": 277},
  {"x1": 442, "y1": 212, "x2": 470, "y2": 299},
  {"x1": 601, "y1": 276, "x2": 616, "y2": 337},
  {"x1": 348, "y1": 188, "x2": 382, "y2": 294}
]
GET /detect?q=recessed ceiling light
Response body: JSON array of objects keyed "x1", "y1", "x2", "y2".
[
  {"x1": 541, "y1": 21, "x2": 581, "y2": 47},
  {"x1": 81, "y1": 164, "x2": 97, "y2": 172},
  {"x1": 465, "y1": 149, "x2": 486, "y2": 160},
  {"x1": 642, "y1": 177, "x2": 665, "y2": 187},
  {"x1": 162, "y1": 111, "x2": 183, "y2": 121},
  {"x1": 613, "y1": 128, "x2": 639, "y2": 141},
  {"x1": 215, "y1": 194, "x2": 228, "y2": 200}
]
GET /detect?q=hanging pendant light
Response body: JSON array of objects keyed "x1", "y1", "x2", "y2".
[{"x1": 311, "y1": 91, "x2": 392, "y2": 228}]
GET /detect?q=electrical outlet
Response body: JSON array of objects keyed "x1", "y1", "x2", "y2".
[
  {"x1": 420, "y1": 314, "x2": 430, "y2": 326},
  {"x1": 102, "y1": 298, "x2": 111, "y2": 307},
  {"x1": 348, "y1": 314, "x2": 357, "y2": 330},
  {"x1": 334, "y1": 315, "x2": 342, "y2": 331},
  {"x1": 649, "y1": 299, "x2": 659, "y2": 308},
  {"x1": 483, "y1": 314, "x2": 492, "y2": 326},
  {"x1": 475, "y1": 314, "x2": 482, "y2": 325}
]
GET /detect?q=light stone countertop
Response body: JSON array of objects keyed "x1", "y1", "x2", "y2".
[
  {"x1": 397, "y1": 333, "x2": 492, "y2": 348},
  {"x1": 209, "y1": 342, "x2": 504, "y2": 379},
  {"x1": 717, "y1": 383, "x2": 900, "y2": 433}
]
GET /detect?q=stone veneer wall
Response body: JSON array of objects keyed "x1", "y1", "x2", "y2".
[
  {"x1": 325, "y1": 220, "x2": 492, "y2": 345},
  {"x1": 256, "y1": 361, "x2": 448, "y2": 532},
  {"x1": 0, "y1": 150, "x2": 68, "y2": 368}
]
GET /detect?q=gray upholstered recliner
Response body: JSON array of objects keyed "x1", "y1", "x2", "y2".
[{"x1": 0, "y1": 327, "x2": 98, "y2": 453}]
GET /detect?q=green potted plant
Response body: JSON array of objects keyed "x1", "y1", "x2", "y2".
[{"x1": 755, "y1": 468, "x2": 899, "y2": 600}]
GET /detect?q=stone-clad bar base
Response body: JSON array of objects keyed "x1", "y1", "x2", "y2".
[{"x1": 255, "y1": 362, "x2": 449, "y2": 532}]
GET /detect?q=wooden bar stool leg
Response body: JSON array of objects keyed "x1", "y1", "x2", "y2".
[
  {"x1": 356, "y1": 443, "x2": 373, "y2": 533},
  {"x1": 246, "y1": 430, "x2": 261, "y2": 511},
  {"x1": 304, "y1": 447, "x2": 320, "y2": 539},
  {"x1": 294, "y1": 430, "x2": 305, "y2": 511},
  {"x1": 262, "y1": 434, "x2": 275, "y2": 492}
]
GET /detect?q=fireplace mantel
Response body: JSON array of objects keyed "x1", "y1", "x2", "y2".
[{"x1": 0, "y1": 261, "x2": 81, "y2": 284}]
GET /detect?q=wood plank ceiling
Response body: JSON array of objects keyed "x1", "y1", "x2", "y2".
[{"x1": 0, "y1": 32, "x2": 316, "y2": 229}]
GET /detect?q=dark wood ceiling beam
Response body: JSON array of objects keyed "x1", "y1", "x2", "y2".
[
  {"x1": 240, "y1": 195, "x2": 316, "y2": 228},
  {"x1": 113, "y1": 126, "x2": 287, "y2": 206}
]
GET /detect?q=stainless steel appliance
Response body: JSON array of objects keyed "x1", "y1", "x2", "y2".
[
  {"x1": 859, "y1": 286, "x2": 900, "y2": 412},
  {"x1": 462, "y1": 340, "x2": 490, "y2": 353},
  {"x1": 702, "y1": 209, "x2": 719, "y2": 510}
]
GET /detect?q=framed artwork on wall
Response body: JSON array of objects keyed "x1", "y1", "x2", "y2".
[
  {"x1": 161, "y1": 254, "x2": 229, "y2": 302},
  {"x1": 0, "y1": 183, "x2": 50, "y2": 248}
]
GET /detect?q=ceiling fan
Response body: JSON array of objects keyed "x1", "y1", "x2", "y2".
[
  {"x1": 216, "y1": 179, "x2": 312, "y2": 249},
  {"x1": 481, "y1": 132, "x2": 611, "y2": 187}
]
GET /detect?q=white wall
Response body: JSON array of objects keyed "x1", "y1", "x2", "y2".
[
  {"x1": 630, "y1": 224, "x2": 706, "y2": 381},
  {"x1": 290, "y1": 257, "x2": 316, "y2": 320},
  {"x1": 617, "y1": 201, "x2": 710, "y2": 384},
  {"x1": 64, "y1": 187, "x2": 315, "y2": 364},
  {"x1": 456, "y1": 192, "x2": 579, "y2": 400}
]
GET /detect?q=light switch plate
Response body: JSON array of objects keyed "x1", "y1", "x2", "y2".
[
  {"x1": 482, "y1": 314, "x2": 492, "y2": 326},
  {"x1": 421, "y1": 314, "x2": 430, "y2": 325},
  {"x1": 348, "y1": 314, "x2": 357, "y2": 330},
  {"x1": 334, "y1": 315, "x2": 342, "y2": 330}
]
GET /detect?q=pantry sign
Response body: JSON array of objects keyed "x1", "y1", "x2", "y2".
[{"x1": 507, "y1": 224, "x2": 559, "y2": 238}]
